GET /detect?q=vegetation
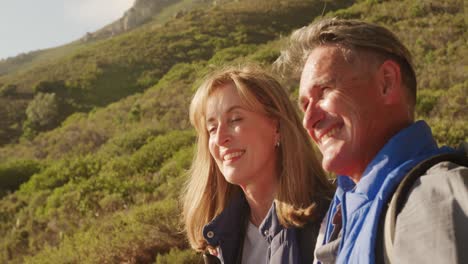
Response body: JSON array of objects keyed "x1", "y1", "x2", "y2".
[{"x1": 0, "y1": 0, "x2": 465, "y2": 263}]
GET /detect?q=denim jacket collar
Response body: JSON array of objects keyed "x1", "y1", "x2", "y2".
[
  {"x1": 324, "y1": 120, "x2": 454, "y2": 263},
  {"x1": 203, "y1": 192, "x2": 290, "y2": 263}
]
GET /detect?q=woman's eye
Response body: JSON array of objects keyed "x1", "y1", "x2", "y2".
[
  {"x1": 208, "y1": 127, "x2": 216, "y2": 134},
  {"x1": 230, "y1": 117, "x2": 242, "y2": 123}
]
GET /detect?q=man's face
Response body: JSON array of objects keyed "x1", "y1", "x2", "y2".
[{"x1": 299, "y1": 45, "x2": 385, "y2": 180}]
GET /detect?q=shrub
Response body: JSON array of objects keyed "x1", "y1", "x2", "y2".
[
  {"x1": 24, "y1": 92, "x2": 59, "y2": 131},
  {"x1": 98, "y1": 193, "x2": 126, "y2": 213},
  {"x1": 249, "y1": 44, "x2": 280, "y2": 64},
  {"x1": 20, "y1": 155, "x2": 102, "y2": 193},
  {"x1": 99, "y1": 126, "x2": 164, "y2": 157},
  {"x1": 429, "y1": 118, "x2": 467, "y2": 147},
  {"x1": 432, "y1": 82, "x2": 467, "y2": 118},
  {"x1": 208, "y1": 44, "x2": 256, "y2": 64},
  {"x1": 130, "y1": 130, "x2": 195, "y2": 174},
  {"x1": 0, "y1": 160, "x2": 42, "y2": 195},
  {"x1": 23, "y1": 199, "x2": 187, "y2": 264},
  {"x1": 33, "y1": 80, "x2": 67, "y2": 95},
  {"x1": 0, "y1": 84, "x2": 17, "y2": 97},
  {"x1": 155, "y1": 146, "x2": 194, "y2": 184},
  {"x1": 416, "y1": 89, "x2": 443, "y2": 117},
  {"x1": 155, "y1": 248, "x2": 203, "y2": 264}
]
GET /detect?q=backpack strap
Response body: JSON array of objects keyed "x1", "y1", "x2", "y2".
[{"x1": 382, "y1": 150, "x2": 468, "y2": 264}]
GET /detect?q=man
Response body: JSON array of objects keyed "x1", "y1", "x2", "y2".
[{"x1": 275, "y1": 18, "x2": 468, "y2": 263}]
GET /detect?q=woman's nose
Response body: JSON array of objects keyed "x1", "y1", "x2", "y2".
[{"x1": 214, "y1": 123, "x2": 231, "y2": 146}]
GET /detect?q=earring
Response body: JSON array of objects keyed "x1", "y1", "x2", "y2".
[{"x1": 275, "y1": 140, "x2": 280, "y2": 147}]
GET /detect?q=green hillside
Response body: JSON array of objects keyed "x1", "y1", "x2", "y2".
[
  {"x1": 0, "y1": 0, "x2": 466, "y2": 263},
  {"x1": 0, "y1": 0, "x2": 193, "y2": 77},
  {"x1": 0, "y1": 0, "x2": 342, "y2": 146}
]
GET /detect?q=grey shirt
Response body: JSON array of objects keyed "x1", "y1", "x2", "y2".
[
  {"x1": 241, "y1": 221, "x2": 269, "y2": 264},
  {"x1": 393, "y1": 161, "x2": 468, "y2": 263},
  {"x1": 315, "y1": 161, "x2": 468, "y2": 264}
]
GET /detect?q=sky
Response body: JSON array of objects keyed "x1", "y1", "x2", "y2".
[{"x1": 0, "y1": 0, "x2": 135, "y2": 60}]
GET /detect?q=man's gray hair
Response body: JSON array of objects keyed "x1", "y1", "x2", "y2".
[{"x1": 275, "y1": 18, "x2": 417, "y2": 105}]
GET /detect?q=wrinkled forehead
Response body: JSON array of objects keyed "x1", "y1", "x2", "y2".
[
  {"x1": 301, "y1": 46, "x2": 345, "y2": 85},
  {"x1": 301, "y1": 45, "x2": 373, "y2": 83}
]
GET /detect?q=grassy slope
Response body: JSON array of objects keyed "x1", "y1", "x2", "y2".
[
  {"x1": 0, "y1": 0, "x2": 211, "y2": 146},
  {"x1": 0, "y1": 0, "x2": 465, "y2": 263},
  {"x1": 0, "y1": 0, "x2": 190, "y2": 77},
  {"x1": 0, "y1": 1, "x2": 352, "y2": 263}
]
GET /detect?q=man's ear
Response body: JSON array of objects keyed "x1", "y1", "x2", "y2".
[{"x1": 378, "y1": 60, "x2": 403, "y2": 104}]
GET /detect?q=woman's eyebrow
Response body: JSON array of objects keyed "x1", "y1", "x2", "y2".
[{"x1": 206, "y1": 105, "x2": 244, "y2": 123}]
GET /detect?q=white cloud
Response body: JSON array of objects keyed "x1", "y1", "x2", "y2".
[{"x1": 65, "y1": 0, "x2": 135, "y2": 28}]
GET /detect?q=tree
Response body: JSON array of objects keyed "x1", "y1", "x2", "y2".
[
  {"x1": 0, "y1": 84, "x2": 17, "y2": 97},
  {"x1": 24, "y1": 92, "x2": 60, "y2": 131}
]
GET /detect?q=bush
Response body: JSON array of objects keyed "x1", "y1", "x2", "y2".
[
  {"x1": 99, "y1": 126, "x2": 164, "y2": 157},
  {"x1": 155, "y1": 248, "x2": 203, "y2": 264},
  {"x1": 23, "y1": 199, "x2": 187, "y2": 264},
  {"x1": 208, "y1": 44, "x2": 256, "y2": 64},
  {"x1": 130, "y1": 130, "x2": 195, "y2": 174},
  {"x1": 20, "y1": 155, "x2": 102, "y2": 193},
  {"x1": 416, "y1": 89, "x2": 443, "y2": 117},
  {"x1": 98, "y1": 193, "x2": 126, "y2": 213},
  {"x1": 432, "y1": 82, "x2": 467, "y2": 118},
  {"x1": 25, "y1": 92, "x2": 60, "y2": 131},
  {"x1": 429, "y1": 118, "x2": 467, "y2": 147},
  {"x1": 0, "y1": 84, "x2": 17, "y2": 97},
  {"x1": 249, "y1": 44, "x2": 280, "y2": 64},
  {"x1": 0, "y1": 160, "x2": 42, "y2": 195},
  {"x1": 155, "y1": 146, "x2": 194, "y2": 185},
  {"x1": 33, "y1": 80, "x2": 67, "y2": 95}
]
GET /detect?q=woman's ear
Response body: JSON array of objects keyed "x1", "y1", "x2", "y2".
[
  {"x1": 274, "y1": 120, "x2": 280, "y2": 147},
  {"x1": 378, "y1": 60, "x2": 403, "y2": 104}
]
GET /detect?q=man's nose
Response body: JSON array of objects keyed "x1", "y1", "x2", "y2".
[{"x1": 302, "y1": 99, "x2": 324, "y2": 135}]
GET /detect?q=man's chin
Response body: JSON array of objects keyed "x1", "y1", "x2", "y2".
[
  {"x1": 321, "y1": 157, "x2": 336, "y2": 175},
  {"x1": 321, "y1": 154, "x2": 349, "y2": 176}
]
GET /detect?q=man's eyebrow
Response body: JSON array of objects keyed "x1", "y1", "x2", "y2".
[
  {"x1": 301, "y1": 77, "x2": 336, "y2": 95},
  {"x1": 297, "y1": 78, "x2": 336, "y2": 107},
  {"x1": 206, "y1": 105, "x2": 244, "y2": 123},
  {"x1": 298, "y1": 96, "x2": 307, "y2": 108},
  {"x1": 314, "y1": 77, "x2": 335, "y2": 87}
]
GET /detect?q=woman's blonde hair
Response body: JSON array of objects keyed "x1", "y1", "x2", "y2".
[{"x1": 182, "y1": 64, "x2": 334, "y2": 251}]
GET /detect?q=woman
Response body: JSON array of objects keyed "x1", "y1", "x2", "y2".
[{"x1": 182, "y1": 65, "x2": 334, "y2": 264}]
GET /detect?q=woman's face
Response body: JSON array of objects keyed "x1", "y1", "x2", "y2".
[{"x1": 205, "y1": 83, "x2": 279, "y2": 189}]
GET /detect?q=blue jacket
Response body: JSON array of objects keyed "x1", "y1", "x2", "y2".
[
  {"x1": 321, "y1": 121, "x2": 454, "y2": 263},
  {"x1": 203, "y1": 192, "x2": 327, "y2": 264}
]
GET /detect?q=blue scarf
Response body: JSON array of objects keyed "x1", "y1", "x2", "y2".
[{"x1": 322, "y1": 121, "x2": 454, "y2": 263}]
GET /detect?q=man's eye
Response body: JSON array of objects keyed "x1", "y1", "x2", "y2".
[
  {"x1": 321, "y1": 87, "x2": 331, "y2": 96},
  {"x1": 301, "y1": 102, "x2": 309, "y2": 112}
]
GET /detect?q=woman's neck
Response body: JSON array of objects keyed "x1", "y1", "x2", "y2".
[{"x1": 241, "y1": 181, "x2": 276, "y2": 227}]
